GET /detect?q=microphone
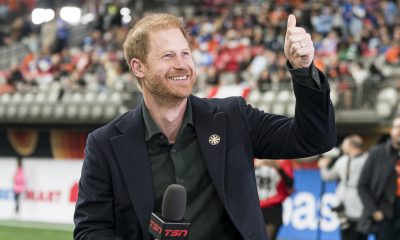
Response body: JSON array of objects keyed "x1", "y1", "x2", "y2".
[{"x1": 149, "y1": 184, "x2": 191, "y2": 240}]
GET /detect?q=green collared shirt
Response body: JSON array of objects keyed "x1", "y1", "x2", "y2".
[{"x1": 142, "y1": 99, "x2": 239, "y2": 240}]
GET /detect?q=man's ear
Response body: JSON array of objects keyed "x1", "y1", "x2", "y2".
[{"x1": 130, "y1": 58, "x2": 145, "y2": 78}]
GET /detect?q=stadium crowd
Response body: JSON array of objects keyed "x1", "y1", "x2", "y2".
[{"x1": 0, "y1": 0, "x2": 399, "y2": 111}]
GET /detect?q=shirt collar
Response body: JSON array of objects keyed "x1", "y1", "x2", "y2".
[{"x1": 141, "y1": 98, "x2": 194, "y2": 142}]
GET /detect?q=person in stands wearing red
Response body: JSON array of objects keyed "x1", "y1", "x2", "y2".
[{"x1": 254, "y1": 159, "x2": 294, "y2": 240}]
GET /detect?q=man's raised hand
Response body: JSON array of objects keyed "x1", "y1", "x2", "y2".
[{"x1": 284, "y1": 14, "x2": 314, "y2": 69}]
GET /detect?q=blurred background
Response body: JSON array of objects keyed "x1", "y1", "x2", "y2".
[{"x1": 0, "y1": 0, "x2": 399, "y2": 239}]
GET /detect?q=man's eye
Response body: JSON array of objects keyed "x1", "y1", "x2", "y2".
[
  {"x1": 182, "y1": 51, "x2": 191, "y2": 57},
  {"x1": 163, "y1": 54, "x2": 173, "y2": 59}
]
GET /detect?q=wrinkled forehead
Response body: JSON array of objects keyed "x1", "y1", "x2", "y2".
[{"x1": 148, "y1": 28, "x2": 189, "y2": 50}]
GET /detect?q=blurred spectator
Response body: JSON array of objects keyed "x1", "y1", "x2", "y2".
[
  {"x1": 385, "y1": 41, "x2": 399, "y2": 66},
  {"x1": 318, "y1": 135, "x2": 368, "y2": 240},
  {"x1": 358, "y1": 117, "x2": 400, "y2": 239},
  {"x1": 0, "y1": 61, "x2": 24, "y2": 94},
  {"x1": 54, "y1": 15, "x2": 70, "y2": 53},
  {"x1": 246, "y1": 49, "x2": 273, "y2": 87},
  {"x1": 348, "y1": 61, "x2": 370, "y2": 108},
  {"x1": 0, "y1": 76, "x2": 15, "y2": 94},
  {"x1": 273, "y1": 65, "x2": 291, "y2": 88},
  {"x1": 9, "y1": 62, "x2": 25, "y2": 85},
  {"x1": 337, "y1": 63, "x2": 355, "y2": 109},
  {"x1": 40, "y1": 20, "x2": 57, "y2": 54},
  {"x1": 257, "y1": 69, "x2": 272, "y2": 92},
  {"x1": 13, "y1": 156, "x2": 26, "y2": 214},
  {"x1": 311, "y1": 7, "x2": 334, "y2": 36},
  {"x1": 22, "y1": 31, "x2": 40, "y2": 54},
  {"x1": 255, "y1": 159, "x2": 294, "y2": 240}
]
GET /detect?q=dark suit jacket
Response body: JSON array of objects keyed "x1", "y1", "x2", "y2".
[
  {"x1": 74, "y1": 75, "x2": 336, "y2": 240},
  {"x1": 357, "y1": 139, "x2": 396, "y2": 233}
]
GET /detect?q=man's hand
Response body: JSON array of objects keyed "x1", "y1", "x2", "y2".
[{"x1": 284, "y1": 14, "x2": 314, "y2": 69}]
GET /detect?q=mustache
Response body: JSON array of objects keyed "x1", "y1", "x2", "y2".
[{"x1": 167, "y1": 69, "x2": 192, "y2": 76}]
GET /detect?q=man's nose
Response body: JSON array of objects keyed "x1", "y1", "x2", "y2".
[{"x1": 173, "y1": 55, "x2": 186, "y2": 69}]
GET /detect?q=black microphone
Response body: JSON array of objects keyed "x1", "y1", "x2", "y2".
[{"x1": 149, "y1": 184, "x2": 191, "y2": 240}]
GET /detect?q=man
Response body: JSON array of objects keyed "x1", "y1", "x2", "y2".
[
  {"x1": 318, "y1": 135, "x2": 368, "y2": 240},
  {"x1": 74, "y1": 13, "x2": 336, "y2": 240},
  {"x1": 358, "y1": 117, "x2": 400, "y2": 239}
]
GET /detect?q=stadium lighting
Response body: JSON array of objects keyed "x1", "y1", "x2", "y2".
[
  {"x1": 32, "y1": 8, "x2": 55, "y2": 25},
  {"x1": 120, "y1": 7, "x2": 131, "y2": 24},
  {"x1": 122, "y1": 15, "x2": 132, "y2": 24},
  {"x1": 120, "y1": 7, "x2": 131, "y2": 16},
  {"x1": 60, "y1": 6, "x2": 82, "y2": 25}
]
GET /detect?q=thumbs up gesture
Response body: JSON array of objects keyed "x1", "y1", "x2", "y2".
[{"x1": 284, "y1": 14, "x2": 314, "y2": 69}]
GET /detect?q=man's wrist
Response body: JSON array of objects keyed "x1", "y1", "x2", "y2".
[{"x1": 287, "y1": 61, "x2": 321, "y2": 89}]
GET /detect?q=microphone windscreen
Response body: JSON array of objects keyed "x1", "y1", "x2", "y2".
[{"x1": 161, "y1": 184, "x2": 186, "y2": 221}]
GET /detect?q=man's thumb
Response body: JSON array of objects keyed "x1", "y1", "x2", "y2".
[{"x1": 287, "y1": 14, "x2": 296, "y2": 29}]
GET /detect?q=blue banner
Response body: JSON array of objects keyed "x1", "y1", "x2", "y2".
[{"x1": 278, "y1": 169, "x2": 374, "y2": 240}]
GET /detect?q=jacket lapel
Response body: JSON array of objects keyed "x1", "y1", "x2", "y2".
[
  {"x1": 111, "y1": 106, "x2": 154, "y2": 237},
  {"x1": 191, "y1": 95, "x2": 227, "y2": 205}
]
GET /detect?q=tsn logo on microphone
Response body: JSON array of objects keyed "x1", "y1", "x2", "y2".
[
  {"x1": 149, "y1": 220, "x2": 163, "y2": 234},
  {"x1": 165, "y1": 230, "x2": 188, "y2": 237},
  {"x1": 150, "y1": 220, "x2": 188, "y2": 237},
  {"x1": 149, "y1": 214, "x2": 191, "y2": 240}
]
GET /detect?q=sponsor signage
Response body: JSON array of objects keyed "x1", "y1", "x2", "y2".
[{"x1": 0, "y1": 158, "x2": 82, "y2": 223}]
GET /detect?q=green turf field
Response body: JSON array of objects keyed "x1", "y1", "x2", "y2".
[{"x1": 0, "y1": 220, "x2": 73, "y2": 240}]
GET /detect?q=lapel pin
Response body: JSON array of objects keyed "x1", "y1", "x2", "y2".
[{"x1": 208, "y1": 134, "x2": 221, "y2": 145}]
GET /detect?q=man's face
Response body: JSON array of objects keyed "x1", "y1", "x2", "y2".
[
  {"x1": 141, "y1": 28, "x2": 196, "y2": 102},
  {"x1": 390, "y1": 118, "x2": 400, "y2": 148}
]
